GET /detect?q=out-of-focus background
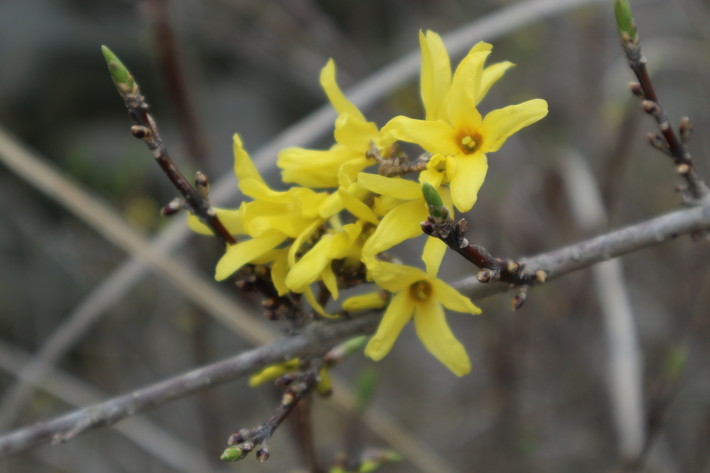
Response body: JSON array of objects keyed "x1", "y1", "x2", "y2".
[{"x1": 1, "y1": 0, "x2": 709, "y2": 472}]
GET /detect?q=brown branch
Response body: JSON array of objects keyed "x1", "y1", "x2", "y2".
[
  {"x1": 619, "y1": 22, "x2": 709, "y2": 202},
  {"x1": 222, "y1": 360, "x2": 323, "y2": 464},
  {"x1": 453, "y1": 200, "x2": 710, "y2": 298},
  {"x1": 420, "y1": 200, "x2": 546, "y2": 309},
  {"x1": 104, "y1": 49, "x2": 236, "y2": 245}
]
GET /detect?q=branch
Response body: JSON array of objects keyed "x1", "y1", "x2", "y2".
[
  {"x1": 454, "y1": 200, "x2": 710, "y2": 297},
  {"x1": 615, "y1": 0, "x2": 709, "y2": 202},
  {"x1": 101, "y1": 46, "x2": 235, "y2": 245},
  {"x1": 0, "y1": 315, "x2": 379, "y2": 457},
  {"x1": 2, "y1": 199, "x2": 709, "y2": 457}
]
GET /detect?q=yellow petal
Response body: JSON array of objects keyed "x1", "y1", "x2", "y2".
[
  {"x1": 277, "y1": 146, "x2": 345, "y2": 188},
  {"x1": 419, "y1": 30, "x2": 451, "y2": 121},
  {"x1": 322, "y1": 264, "x2": 338, "y2": 300},
  {"x1": 188, "y1": 209, "x2": 245, "y2": 236},
  {"x1": 433, "y1": 279, "x2": 482, "y2": 315},
  {"x1": 329, "y1": 223, "x2": 362, "y2": 259},
  {"x1": 422, "y1": 237, "x2": 447, "y2": 277},
  {"x1": 364, "y1": 291, "x2": 414, "y2": 361},
  {"x1": 215, "y1": 233, "x2": 287, "y2": 281},
  {"x1": 480, "y1": 99, "x2": 549, "y2": 153},
  {"x1": 381, "y1": 116, "x2": 460, "y2": 156},
  {"x1": 478, "y1": 61, "x2": 514, "y2": 104},
  {"x1": 449, "y1": 153, "x2": 488, "y2": 213},
  {"x1": 361, "y1": 200, "x2": 428, "y2": 258},
  {"x1": 248, "y1": 360, "x2": 300, "y2": 387},
  {"x1": 288, "y1": 219, "x2": 322, "y2": 267},
  {"x1": 303, "y1": 287, "x2": 338, "y2": 319},
  {"x1": 233, "y1": 133, "x2": 264, "y2": 184},
  {"x1": 356, "y1": 173, "x2": 422, "y2": 200},
  {"x1": 366, "y1": 260, "x2": 428, "y2": 293},
  {"x1": 320, "y1": 59, "x2": 366, "y2": 122},
  {"x1": 413, "y1": 299, "x2": 471, "y2": 376},
  {"x1": 338, "y1": 188, "x2": 379, "y2": 224},
  {"x1": 270, "y1": 250, "x2": 290, "y2": 296},
  {"x1": 342, "y1": 291, "x2": 387, "y2": 311},
  {"x1": 333, "y1": 113, "x2": 379, "y2": 150},
  {"x1": 286, "y1": 236, "x2": 333, "y2": 293},
  {"x1": 445, "y1": 46, "x2": 489, "y2": 130}
]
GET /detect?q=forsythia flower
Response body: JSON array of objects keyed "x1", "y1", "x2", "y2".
[
  {"x1": 382, "y1": 30, "x2": 548, "y2": 212},
  {"x1": 187, "y1": 29, "x2": 548, "y2": 376},
  {"x1": 352, "y1": 256, "x2": 481, "y2": 376},
  {"x1": 277, "y1": 60, "x2": 382, "y2": 188}
]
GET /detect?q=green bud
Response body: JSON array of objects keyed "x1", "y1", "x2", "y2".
[
  {"x1": 421, "y1": 182, "x2": 448, "y2": 219},
  {"x1": 614, "y1": 0, "x2": 637, "y2": 39},
  {"x1": 220, "y1": 445, "x2": 247, "y2": 462},
  {"x1": 101, "y1": 45, "x2": 136, "y2": 94},
  {"x1": 340, "y1": 335, "x2": 368, "y2": 356}
]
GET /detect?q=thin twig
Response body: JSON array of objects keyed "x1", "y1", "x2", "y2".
[
  {"x1": 452, "y1": 200, "x2": 710, "y2": 298},
  {"x1": 0, "y1": 315, "x2": 379, "y2": 457},
  {"x1": 223, "y1": 360, "x2": 324, "y2": 463},
  {"x1": 617, "y1": 11, "x2": 709, "y2": 202},
  {"x1": 147, "y1": 0, "x2": 208, "y2": 164},
  {"x1": 103, "y1": 47, "x2": 235, "y2": 245},
  {"x1": 0, "y1": 341, "x2": 215, "y2": 473},
  {"x1": 0, "y1": 126, "x2": 277, "y2": 429}
]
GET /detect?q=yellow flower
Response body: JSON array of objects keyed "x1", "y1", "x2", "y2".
[
  {"x1": 382, "y1": 31, "x2": 548, "y2": 212},
  {"x1": 277, "y1": 59, "x2": 381, "y2": 188},
  {"x1": 357, "y1": 172, "x2": 447, "y2": 266},
  {"x1": 190, "y1": 134, "x2": 331, "y2": 282},
  {"x1": 285, "y1": 221, "x2": 366, "y2": 300},
  {"x1": 361, "y1": 257, "x2": 481, "y2": 376}
]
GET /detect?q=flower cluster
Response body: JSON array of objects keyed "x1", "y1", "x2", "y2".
[{"x1": 188, "y1": 30, "x2": 548, "y2": 376}]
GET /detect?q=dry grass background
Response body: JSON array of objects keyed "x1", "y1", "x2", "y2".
[{"x1": 0, "y1": 0, "x2": 709, "y2": 472}]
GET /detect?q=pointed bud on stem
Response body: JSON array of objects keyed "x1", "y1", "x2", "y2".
[
  {"x1": 220, "y1": 445, "x2": 247, "y2": 462},
  {"x1": 614, "y1": 0, "x2": 637, "y2": 40},
  {"x1": 421, "y1": 182, "x2": 448, "y2": 220},
  {"x1": 101, "y1": 45, "x2": 137, "y2": 95}
]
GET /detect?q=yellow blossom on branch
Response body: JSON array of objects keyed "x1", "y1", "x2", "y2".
[
  {"x1": 382, "y1": 30, "x2": 548, "y2": 212},
  {"x1": 277, "y1": 59, "x2": 383, "y2": 189},
  {"x1": 356, "y1": 257, "x2": 481, "y2": 376}
]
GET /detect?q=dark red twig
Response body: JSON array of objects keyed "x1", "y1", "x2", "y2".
[{"x1": 618, "y1": 19, "x2": 709, "y2": 202}]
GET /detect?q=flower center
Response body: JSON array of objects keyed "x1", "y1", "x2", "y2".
[
  {"x1": 457, "y1": 130, "x2": 483, "y2": 154},
  {"x1": 409, "y1": 280, "x2": 433, "y2": 301}
]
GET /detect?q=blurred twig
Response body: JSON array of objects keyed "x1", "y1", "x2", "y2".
[
  {"x1": 0, "y1": 340, "x2": 216, "y2": 473},
  {"x1": 146, "y1": 0, "x2": 208, "y2": 163},
  {"x1": 0, "y1": 314, "x2": 380, "y2": 457},
  {"x1": 0, "y1": 126, "x2": 277, "y2": 430}
]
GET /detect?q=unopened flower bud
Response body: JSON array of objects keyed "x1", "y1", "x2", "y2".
[
  {"x1": 160, "y1": 198, "x2": 186, "y2": 216},
  {"x1": 256, "y1": 445, "x2": 270, "y2": 463},
  {"x1": 629, "y1": 82, "x2": 643, "y2": 97},
  {"x1": 101, "y1": 45, "x2": 137, "y2": 94},
  {"x1": 476, "y1": 269, "x2": 492, "y2": 283},
  {"x1": 614, "y1": 0, "x2": 637, "y2": 40},
  {"x1": 220, "y1": 445, "x2": 247, "y2": 462},
  {"x1": 130, "y1": 125, "x2": 150, "y2": 139}
]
